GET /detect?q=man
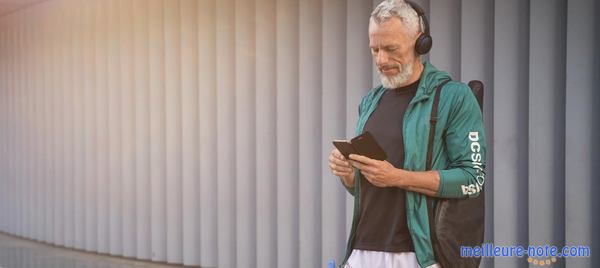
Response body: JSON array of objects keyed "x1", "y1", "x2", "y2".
[{"x1": 328, "y1": 0, "x2": 486, "y2": 267}]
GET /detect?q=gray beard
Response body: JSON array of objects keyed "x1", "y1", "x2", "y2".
[{"x1": 379, "y1": 61, "x2": 413, "y2": 89}]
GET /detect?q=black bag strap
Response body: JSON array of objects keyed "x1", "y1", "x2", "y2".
[
  {"x1": 426, "y1": 79, "x2": 451, "y2": 170},
  {"x1": 426, "y1": 79, "x2": 450, "y2": 260}
]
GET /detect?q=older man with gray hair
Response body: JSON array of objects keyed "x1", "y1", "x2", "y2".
[{"x1": 328, "y1": 0, "x2": 487, "y2": 267}]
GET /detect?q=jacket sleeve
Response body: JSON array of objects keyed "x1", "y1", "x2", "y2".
[{"x1": 436, "y1": 84, "x2": 487, "y2": 198}]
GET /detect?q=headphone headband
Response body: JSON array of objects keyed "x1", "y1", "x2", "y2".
[
  {"x1": 404, "y1": 0, "x2": 429, "y2": 35},
  {"x1": 403, "y1": 0, "x2": 432, "y2": 55}
]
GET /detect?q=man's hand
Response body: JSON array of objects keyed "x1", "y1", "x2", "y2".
[
  {"x1": 328, "y1": 149, "x2": 354, "y2": 188},
  {"x1": 348, "y1": 154, "x2": 401, "y2": 188}
]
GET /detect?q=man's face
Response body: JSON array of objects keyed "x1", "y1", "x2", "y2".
[{"x1": 369, "y1": 17, "x2": 418, "y2": 88}]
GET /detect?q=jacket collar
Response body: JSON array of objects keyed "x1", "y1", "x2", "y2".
[{"x1": 410, "y1": 61, "x2": 452, "y2": 104}]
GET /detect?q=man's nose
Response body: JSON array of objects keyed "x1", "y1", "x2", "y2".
[{"x1": 375, "y1": 51, "x2": 388, "y2": 66}]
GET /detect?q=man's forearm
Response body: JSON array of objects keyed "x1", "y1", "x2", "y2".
[
  {"x1": 393, "y1": 169, "x2": 440, "y2": 196},
  {"x1": 406, "y1": 186, "x2": 438, "y2": 196},
  {"x1": 340, "y1": 174, "x2": 354, "y2": 188}
]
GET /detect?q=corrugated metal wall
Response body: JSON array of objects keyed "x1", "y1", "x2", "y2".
[{"x1": 0, "y1": 0, "x2": 598, "y2": 267}]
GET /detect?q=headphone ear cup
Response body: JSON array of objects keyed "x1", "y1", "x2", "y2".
[{"x1": 415, "y1": 34, "x2": 432, "y2": 55}]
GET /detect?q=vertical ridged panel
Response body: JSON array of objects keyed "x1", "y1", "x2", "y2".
[
  {"x1": 321, "y1": 0, "x2": 347, "y2": 265},
  {"x1": 234, "y1": 0, "x2": 256, "y2": 267},
  {"x1": 120, "y1": 0, "x2": 136, "y2": 258},
  {"x1": 197, "y1": 0, "x2": 218, "y2": 266},
  {"x1": 148, "y1": 0, "x2": 167, "y2": 261},
  {"x1": 132, "y1": 0, "x2": 151, "y2": 260},
  {"x1": 493, "y1": 0, "x2": 530, "y2": 267},
  {"x1": 180, "y1": 0, "x2": 200, "y2": 265},
  {"x1": 528, "y1": 1, "x2": 566, "y2": 265},
  {"x1": 255, "y1": 0, "x2": 277, "y2": 266},
  {"x1": 164, "y1": 0, "x2": 183, "y2": 263},
  {"x1": 276, "y1": 0, "x2": 299, "y2": 267},
  {"x1": 298, "y1": 0, "x2": 322, "y2": 266},
  {"x1": 0, "y1": 1, "x2": 598, "y2": 267}
]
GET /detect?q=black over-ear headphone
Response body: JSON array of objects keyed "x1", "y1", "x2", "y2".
[{"x1": 404, "y1": 0, "x2": 432, "y2": 55}]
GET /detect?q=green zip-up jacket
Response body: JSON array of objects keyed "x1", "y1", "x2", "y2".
[{"x1": 342, "y1": 62, "x2": 487, "y2": 267}]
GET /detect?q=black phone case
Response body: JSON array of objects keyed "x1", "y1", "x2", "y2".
[
  {"x1": 332, "y1": 141, "x2": 356, "y2": 160},
  {"x1": 351, "y1": 131, "x2": 387, "y2": 160}
]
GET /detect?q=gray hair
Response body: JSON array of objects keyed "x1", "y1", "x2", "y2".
[{"x1": 370, "y1": 0, "x2": 422, "y2": 37}]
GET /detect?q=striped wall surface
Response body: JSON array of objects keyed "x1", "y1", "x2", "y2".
[{"x1": 0, "y1": 0, "x2": 598, "y2": 267}]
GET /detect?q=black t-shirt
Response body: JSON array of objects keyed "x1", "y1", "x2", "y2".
[{"x1": 353, "y1": 79, "x2": 420, "y2": 253}]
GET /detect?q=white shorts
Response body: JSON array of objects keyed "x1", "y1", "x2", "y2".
[{"x1": 344, "y1": 249, "x2": 442, "y2": 268}]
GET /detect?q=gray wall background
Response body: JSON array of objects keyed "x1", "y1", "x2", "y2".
[{"x1": 0, "y1": 0, "x2": 598, "y2": 267}]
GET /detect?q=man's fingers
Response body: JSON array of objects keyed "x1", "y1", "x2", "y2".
[
  {"x1": 332, "y1": 149, "x2": 346, "y2": 160},
  {"x1": 333, "y1": 168, "x2": 352, "y2": 177},
  {"x1": 329, "y1": 162, "x2": 352, "y2": 173},
  {"x1": 333, "y1": 170, "x2": 352, "y2": 177},
  {"x1": 337, "y1": 166, "x2": 353, "y2": 173},
  {"x1": 349, "y1": 160, "x2": 368, "y2": 170},
  {"x1": 329, "y1": 154, "x2": 341, "y2": 165},
  {"x1": 329, "y1": 154, "x2": 351, "y2": 168},
  {"x1": 349, "y1": 154, "x2": 376, "y2": 165},
  {"x1": 332, "y1": 157, "x2": 351, "y2": 168},
  {"x1": 331, "y1": 164, "x2": 352, "y2": 173},
  {"x1": 333, "y1": 152, "x2": 347, "y2": 161},
  {"x1": 335, "y1": 171, "x2": 352, "y2": 178}
]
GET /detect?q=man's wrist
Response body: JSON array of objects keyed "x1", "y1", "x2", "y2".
[
  {"x1": 392, "y1": 168, "x2": 407, "y2": 188},
  {"x1": 340, "y1": 174, "x2": 354, "y2": 188}
]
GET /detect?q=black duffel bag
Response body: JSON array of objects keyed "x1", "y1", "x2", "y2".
[{"x1": 426, "y1": 80, "x2": 485, "y2": 268}]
